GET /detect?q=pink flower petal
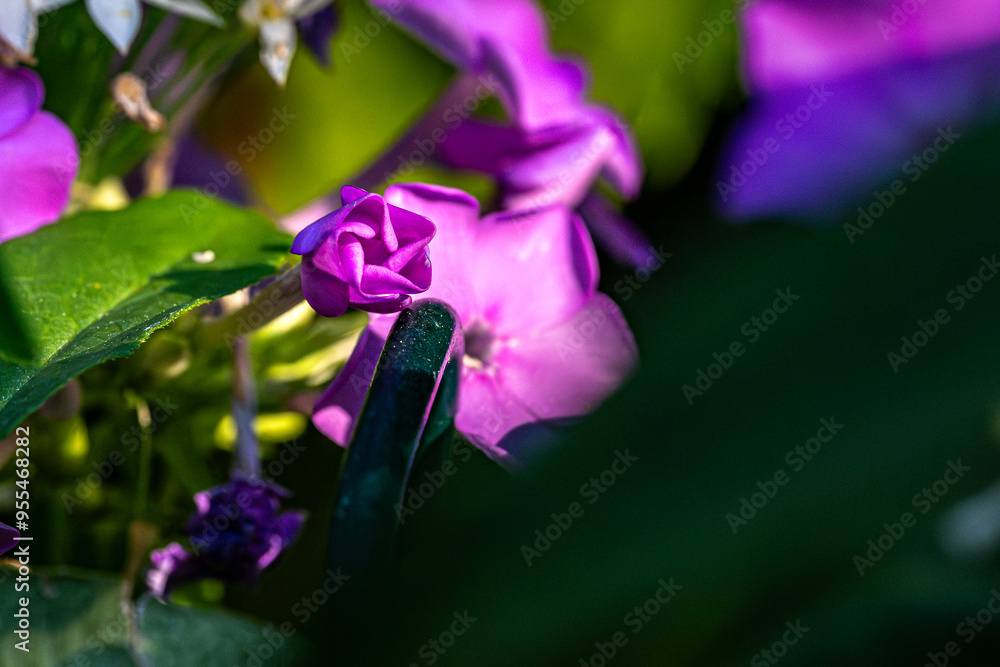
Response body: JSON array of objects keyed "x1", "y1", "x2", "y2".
[
  {"x1": 471, "y1": 206, "x2": 598, "y2": 334},
  {"x1": 495, "y1": 293, "x2": 637, "y2": 424},
  {"x1": 0, "y1": 111, "x2": 78, "y2": 243},
  {"x1": 384, "y1": 183, "x2": 481, "y2": 321},
  {"x1": 313, "y1": 317, "x2": 395, "y2": 445}
]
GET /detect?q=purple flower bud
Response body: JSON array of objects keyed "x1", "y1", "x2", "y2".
[
  {"x1": 146, "y1": 477, "x2": 305, "y2": 599},
  {"x1": 291, "y1": 185, "x2": 436, "y2": 318}
]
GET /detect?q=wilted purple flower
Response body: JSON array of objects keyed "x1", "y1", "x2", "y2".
[
  {"x1": 716, "y1": 0, "x2": 1000, "y2": 221},
  {"x1": 291, "y1": 185, "x2": 435, "y2": 318},
  {"x1": 147, "y1": 477, "x2": 305, "y2": 599},
  {"x1": 312, "y1": 184, "x2": 638, "y2": 469},
  {"x1": 0, "y1": 67, "x2": 78, "y2": 244},
  {"x1": 0, "y1": 520, "x2": 19, "y2": 556}
]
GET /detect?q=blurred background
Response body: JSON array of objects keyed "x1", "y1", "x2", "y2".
[{"x1": 4, "y1": 0, "x2": 1000, "y2": 665}]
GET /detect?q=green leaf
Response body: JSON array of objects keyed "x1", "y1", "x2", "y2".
[
  {"x1": 0, "y1": 568, "x2": 309, "y2": 666},
  {"x1": 134, "y1": 595, "x2": 310, "y2": 666},
  {"x1": 0, "y1": 567, "x2": 129, "y2": 666},
  {"x1": 0, "y1": 192, "x2": 291, "y2": 437}
]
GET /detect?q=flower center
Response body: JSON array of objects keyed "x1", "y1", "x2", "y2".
[{"x1": 463, "y1": 320, "x2": 497, "y2": 369}]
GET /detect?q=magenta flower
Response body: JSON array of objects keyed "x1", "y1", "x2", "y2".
[
  {"x1": 0, "y1": 67, "x2": 78, "y2": 244},
  {"x1": 291, "y1": 185, "x2": 436, "y2": 317},
  {"x1": 312, "y1": 184, "x2": 638, "y2": 469},
  {"x1": 371, "y1": 0, "x2": 642, "y2": 210},
  {"x1": 0, "y1": 520, "x2": 18, "y2": 556},
  {"x1": 147, "y1": 477, "x2": 305, "y2": 599},
  {"x1": 716, "y1": 0, "x2": 1000, "y2": 221}
]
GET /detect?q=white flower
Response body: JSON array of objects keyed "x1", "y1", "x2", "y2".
[
  {"x1": 0, "y1": 0, "x2": 221, "y2": 57},
  {"x1": 239, "y1": 0, "x2": 332, "y2": 87}
]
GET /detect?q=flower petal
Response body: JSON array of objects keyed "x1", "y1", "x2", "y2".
[
  {"x1": 0, "y1": 111, "x2": 79, "y2": 243},
  {"x1": 743, "y1": 0, "x2": 1000, "y2": 94},
  {"x1": 0, "y1": 67, "x2": 42, "y2": 139},
  {"x1": 453, "y1": 367, "x2": 557, "y2": 469},
  {"x1": 313, "y1": 317, "x2": 395, "y2": 445},
  {"x1": 290, "y1": 192, "x2": 379, "y2": 255},
  {"x1": 85, "y1": 0, "x2": 142, "y2": 53},
  {"x1": 144, "y1": 0, "x2": 222, "y2": 26},
  {"x1": 471, "y1": 206, "x2": 598, "y2": 334},
  {"x1": 301, "y1": 254, "x2": 350, "y2": 317},
  {"x1": 496, "y1": 293, "x2": 638, "y2": 426},
  {"x1": 258, "y1": 17, "x2": 297, "y2": 87},
  {"x1": 384, "y1": 183, "x2": 480, "y2": 321},
  {"x1": 374, "y1": 0, "x2": 587, "y2": 129},
  {"x1": 296, "y1": 3, "x2": 338, "y2": 65},
  {"x1": 0, "y1": 1, "x2": 35, "y2": 55},
  {"x1": 716, "y1": 44, "x2": 1000, "y2": 221},
  {"x1": 577, "y1": 192, "x2": 656, "y2": 270}
]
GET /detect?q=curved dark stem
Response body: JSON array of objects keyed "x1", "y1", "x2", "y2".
[{"x1": 323, "y1": 300, "x2": 463, "y2": 640}]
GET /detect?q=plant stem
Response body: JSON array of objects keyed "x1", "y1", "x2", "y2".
[{"x1": 232, "y1": 336, "x2": 261, "y2": 479}]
